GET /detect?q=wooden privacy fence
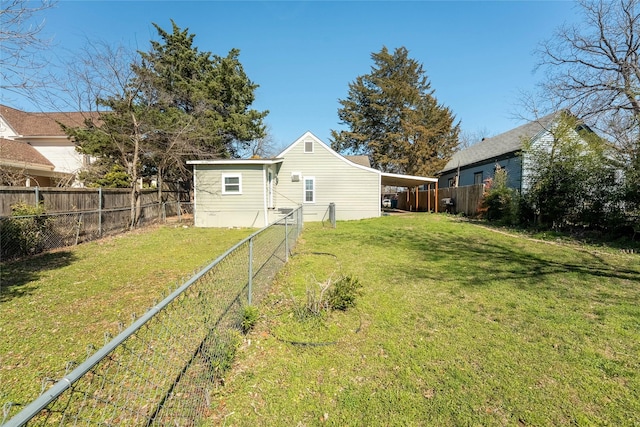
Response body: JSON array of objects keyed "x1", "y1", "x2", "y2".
[
  {"x1": 0, "y1": 187, "x2": 188, "y2": 216},
  {"x1": 397, "y1": 184, "x2": 485, "y2": 217}
]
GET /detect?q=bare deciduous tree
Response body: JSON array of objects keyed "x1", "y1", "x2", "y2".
[
  {"x1": 536, "y1": 0, "x2": 639, "y2": 152},
  {"x1": 0, "y1": 0, "x2": 56, "y2": 97},
  {"x1": 459, "y1": 127, "x2": 493, "y2": 149}
]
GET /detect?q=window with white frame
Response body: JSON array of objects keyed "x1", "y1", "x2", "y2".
[
  {"x1": 304, "y1": 140, "x2": 314, "y2": 153},
  {"x1": 222, "y1": 173, "x2": 242, "y2": 194},
  {"x1": 304, "y1": 177, "x2": 315, "y2": 203}
]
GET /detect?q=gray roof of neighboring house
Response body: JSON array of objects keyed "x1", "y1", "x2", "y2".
[
  {"x1": 345, "y1": 155, "x2": 371, "y2": 168},
  {"x1": 441, "y1": 112, "x2": 558, "y2": 173}
]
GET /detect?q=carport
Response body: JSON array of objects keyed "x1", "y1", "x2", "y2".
[{"x1": 380, "y1": 172, "x2": 439, "y2": 212}]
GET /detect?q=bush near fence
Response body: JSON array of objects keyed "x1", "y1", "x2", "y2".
[
  {"x1": 1, "y1": 207, "x2": 303, "y2": 427},
  {"x1": 0, "y1": 202, "x2": 193, "y2": 261},
  {"x1": 0, "y1": 186, "x2": 191, "y2": 260},
  {"x1": 397, "y1": 184, "x2": 484, "y2": 216}
]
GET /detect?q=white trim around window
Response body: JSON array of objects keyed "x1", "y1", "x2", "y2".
[
  {"x1": 303, "y1": 176, "x2": 315, "y2": 203},
  {"x1": 304, "y1": 140, "x2": 314, "y2": 153},
  {"x1": 222, "y1": 173, "x2": 242, "y2": 194}
]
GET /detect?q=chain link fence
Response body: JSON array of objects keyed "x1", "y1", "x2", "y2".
[
  {"x1": 0, "y1": 202, "x2": 193, "y2": 261},
  {"x1": 1, "y1": 206, "x2": 303, "y2": 426}
]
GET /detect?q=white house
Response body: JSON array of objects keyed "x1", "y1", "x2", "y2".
[
  {"x1": 0, "y1": 104, "x2": 94, "y2": 186},
  {"x1": 188, "y1": 131, "x2": 438, "y2": 227}
]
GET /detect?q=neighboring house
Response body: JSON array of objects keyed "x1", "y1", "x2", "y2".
[
  {"x1": 0, "y1": 104, "x2": 92, "y2": 186},
  {"x1": 0, "y1": 137, "x2": 62, "y2": 186},
  {"x1": 439, "y1": 112, "x2": 564, "y2": 191},
  {"x1": 188, "y1": 131, "x2": 438, "y2": 227}
]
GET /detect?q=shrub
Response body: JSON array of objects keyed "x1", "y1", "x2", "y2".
[
  {"x1": 481, "y1": 166, "x2": 517, "y2": 224},
  {"x1": 295, "y1": 274, "x2": 364, "y2": 319},
  {"x1": 240, "y1": 305, "x2": 259, "y2": 334},
  {"x1": 1, "y1": 202, "x2": 52, "y2": 259},
  {"x1": 327, "y1": 275, "x2": 363, "y2": 311}
]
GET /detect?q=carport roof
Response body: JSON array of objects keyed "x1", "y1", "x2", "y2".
[{"x1": 381, "y1": 172, "x2": 438, "y2": 187}]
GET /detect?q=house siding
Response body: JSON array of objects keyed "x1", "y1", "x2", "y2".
[
  {"x1": 30, "y1": 141, "x2": 85, "y2": 174},
  {"x1": 277, "y1": 134, "x2": 380, "y2": 222},
  {"x1": 439, "y1": 154, "x2": 523, "y2": 190},
  {"x1": 520, "y1": 130, "x2": 556, "y2": 193},
  {"x1": 193, "y1": 164, "x2": 268, "y2": 228}
]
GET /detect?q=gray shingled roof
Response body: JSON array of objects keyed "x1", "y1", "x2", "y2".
[
  {"x1": 344, "y1": 155, "x2": 371, "y2": 168},
  {"x1": 441, "y1": 112, "x2": 558, "y2": 173}
]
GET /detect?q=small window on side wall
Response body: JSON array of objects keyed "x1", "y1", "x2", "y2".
[
  {"x1": 447, "y1": 178, "x2": 454, "y2": 187},
  {"x1": 222, "y1": 173, "x2": 242, "y2": 194},
  {"x1": 304, "y1": 140, "x2": 314, "y2": 153},
  {"x1": 474, "y1": 172, "x2": 483, "y2": 185}
]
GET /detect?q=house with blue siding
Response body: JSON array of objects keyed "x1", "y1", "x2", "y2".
[
  {"x1": 439, "y1": 112, "x2": 560, "y2": 191},
  {"x1": 188, "y1": 131, "x2": 438, "y2": 227}
]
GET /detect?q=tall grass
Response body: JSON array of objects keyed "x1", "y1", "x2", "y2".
[{"x1": 210, "y1": 215, "x2": 640, "y2": 426}]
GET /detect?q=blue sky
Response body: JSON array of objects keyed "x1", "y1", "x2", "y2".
[{"x1": 6, "y1": 0, "x2": 579, "y2": 151}]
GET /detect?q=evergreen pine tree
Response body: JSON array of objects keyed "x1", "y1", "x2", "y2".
[{"x1": 330, "y1": 46, "x2": 460, "y2": 176}]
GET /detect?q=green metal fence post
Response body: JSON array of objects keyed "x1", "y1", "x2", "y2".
[{"x1": 248, "y1": 237, "x2": 253, "y2": 305}]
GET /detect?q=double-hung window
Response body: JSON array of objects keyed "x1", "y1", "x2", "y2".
[
  {"x1": 304, "y1": 177, "x2": 315, "y2": 203},
  {"x1": 222, "y1": 173, "x2": 242, "y2": 194}
]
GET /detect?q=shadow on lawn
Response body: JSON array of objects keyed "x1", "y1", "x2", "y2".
[
  {"x1": 361, "y1": 223, "x2": 640, "y2": 294},
  {"x1": 0, "y1": 251, "x2": 76, "y2": 302}
]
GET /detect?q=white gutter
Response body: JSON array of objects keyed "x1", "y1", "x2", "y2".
[{"x1": 187, "y1": 159, "x2": 284, "y2": 165}]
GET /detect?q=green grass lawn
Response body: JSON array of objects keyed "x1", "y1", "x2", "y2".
[
  {"x1": 2, "y1": 215, "x2": 639, "y2": 426},
  {"x1": 0, "y1": 224, "x2": 253, "y2": 409},
  {"x1": 209, "y1": 214, "x2": 640, "y2": 426}
]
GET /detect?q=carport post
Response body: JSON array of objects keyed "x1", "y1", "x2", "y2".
[
  {"x1": 435, "y1": 181, "x2": 439, "y2": 213},
  {"x1": 415, "y1": 186, "x2": 419, "y2": 211}
]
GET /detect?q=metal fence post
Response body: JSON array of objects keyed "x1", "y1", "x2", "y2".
[
  {"x1": 248, "y1": 237, "x2": 253, "y2": 305},
  {"x1": 177, "y1": 200, "x2": 182, "y2": 222},
  {"x1": 329, "y1": 202, "x2": 336, "y2": 228},
  {"x1": 285, "y1": 214, "x2": 289, "y2": 262}
]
